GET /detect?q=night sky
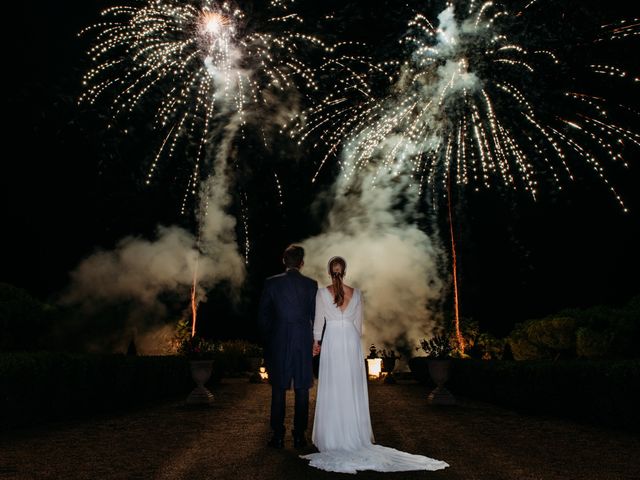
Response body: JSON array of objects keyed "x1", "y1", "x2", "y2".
[{"x1": 1, "y1": 0, "x2": 639, "y2": 344}]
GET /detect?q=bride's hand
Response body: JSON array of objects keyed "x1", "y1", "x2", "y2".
[{"x1": 313, "y1": 340, "x2": 321, "y2": 356}]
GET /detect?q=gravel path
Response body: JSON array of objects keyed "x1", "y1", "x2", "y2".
[{"x1": 1, "y1": 378, "x2": 638, "y2": 479}]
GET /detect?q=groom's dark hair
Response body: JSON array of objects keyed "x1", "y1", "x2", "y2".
[{"x1": 283, "y1": 244, "x2": 305, "y2": 269}]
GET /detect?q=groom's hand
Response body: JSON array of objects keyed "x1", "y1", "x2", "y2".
[{"x1": 313, "y1": 341, "x2": 321, "y2": 356}]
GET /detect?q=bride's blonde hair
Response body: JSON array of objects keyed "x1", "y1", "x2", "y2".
[{"x1": 328, "y1": 256, "x2": 347, "y2": 307}]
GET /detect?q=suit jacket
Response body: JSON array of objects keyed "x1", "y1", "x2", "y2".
[{"x1": 258, "y1": 269, "x2": 318, "y2": 390}]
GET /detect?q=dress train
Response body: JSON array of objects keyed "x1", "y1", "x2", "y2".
[{"x1": 301, "y1": 288, "x2": 449, "y2": 474}]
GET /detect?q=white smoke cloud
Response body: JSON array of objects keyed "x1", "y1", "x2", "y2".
[
  {"x1": 204, "y1": 41, "x2": 247, "y2": 103},
  {"x1": 298, "y1": 6, "x2": 486, "y2": 355},
  {"x1": 63, "y1": 212, "x2": 244, "y2": 310},
  {"x1": 436, "y1": 59, "x2": 480, "y2": 95},
  {"x1": 355, "y1": 5, "x2": 482, "y2": 186},
  {"x1": 136, "y1": 324, "x2": 178, "y2": 355},
  {"x1": 64, "y1": 225, "x2": 209, "y2": 309},
  {"x1": 436, "y1": 5, "x2": 459, "y2": 52},
  {"x1": 62, "y1": 166, "x2": 245, "y2": 353},
  {"x1": 301, "y1": 169, "x2": 445, "y2": 354}
]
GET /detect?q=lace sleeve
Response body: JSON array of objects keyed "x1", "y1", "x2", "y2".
[
  {"x1": 354, "y1": 290, "x2": 364, "y2": 337},
  {"x1": 313, "y1": 290, "x2": 326, "y2": 341}
]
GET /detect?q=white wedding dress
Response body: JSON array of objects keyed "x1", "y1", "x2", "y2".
[{"x1": 301, "y1": 287, "x2": 449, "y2": 474}]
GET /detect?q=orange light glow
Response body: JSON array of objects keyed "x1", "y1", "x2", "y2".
[
  {"x1": 191, "y1": 258, "x2": 199, "y2": 338},
  {"x1": 447, "y1": 177, "x2": 464, "y2": 353},
  {"x1": 190, "y1": 284, "x2": 197, "y2": 338},
  {"x1": 200, "y1": 11, "x2": 231, "y2": 36}
]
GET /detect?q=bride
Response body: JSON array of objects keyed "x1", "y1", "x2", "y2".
[{"x1": 301, "y1": 256, "x2": 449, "y2": 474}]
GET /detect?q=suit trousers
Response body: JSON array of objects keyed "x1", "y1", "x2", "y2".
[{"x1": 270, "y1": 385, "x2": 309, "y2": 436}]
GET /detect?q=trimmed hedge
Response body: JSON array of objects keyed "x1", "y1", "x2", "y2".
[
  {"x1": 507, "y1": 296, "x2": 640, "y2": 360},
  {"x1": 409, "y1": 357, "x2": 640, "y2": 430},
  {"x1": 0, "y1": 353, "x2": 193, "y2": 429}
]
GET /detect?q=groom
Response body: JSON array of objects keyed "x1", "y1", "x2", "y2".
[{"x1": 258, "y1": 245, "x2": 318, "y2": 448}]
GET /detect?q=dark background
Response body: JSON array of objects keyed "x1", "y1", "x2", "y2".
[{"x1": 1, "y1": 0, "x2": 639, "y2": 343}]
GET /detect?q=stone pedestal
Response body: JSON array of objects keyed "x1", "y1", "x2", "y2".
[
  {"x1": 187, "y1": 360, "x2": 214, "y2": 406},
  {"x1": 427, "y1": 385, "x2": 456, "y2": 405},
  {"x1": 383, "y1": 372, "x2": 397, "y2": 384},
  {"x1": 427, "y1": 359, "x2": 456, "y2": 406}
]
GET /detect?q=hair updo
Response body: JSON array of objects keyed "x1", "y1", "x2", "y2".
[{"x1": 328, "y1": 256, "x2": 347, "y2": 307}]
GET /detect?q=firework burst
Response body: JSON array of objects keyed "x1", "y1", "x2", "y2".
[
  {"x1": 289, "y1": 0, "x2": 639, "y2": 210},
  {"x1": 285, "y1": 0, "x2": 639, "y2": 354},
  {"x1": 79, "y1": 0, "x2": 335, "y2": 215},
  {"x1": 79, "y1": 0, "x2": 355, "y2": 332}
]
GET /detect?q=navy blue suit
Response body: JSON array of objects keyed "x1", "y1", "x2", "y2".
[{"x1": 258, "y1": 268, "x2": 318, "y2": 436}]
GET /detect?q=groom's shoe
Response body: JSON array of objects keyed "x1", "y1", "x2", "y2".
[
  {"x1": 267, "y1": 433, "x2": 285, "y2": 449},
  {"x1": 292, "y1": 431, "x2": 308, "y2": 449}
]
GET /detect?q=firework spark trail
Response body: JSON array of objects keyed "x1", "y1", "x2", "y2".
[
  {"x1": 190, "y1": 259, "x2": 199, "y2": 337},
  {"x1": 240, "y1": 191, "x2": 250, "y2": 265},
  {"x1": 597, "y1": 18, "x2": 640, "y2": 42},
  {"x1": 447, "y1": 174, "x2": 464, "y2": 352}
]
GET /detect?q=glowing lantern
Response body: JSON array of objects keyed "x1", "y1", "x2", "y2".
[
  {"x1": 259, "y1": 366, "x2": 269, "y2": 381},
  {"x1": 366, "y1": 358, "x2": 382, "y2": 379}
]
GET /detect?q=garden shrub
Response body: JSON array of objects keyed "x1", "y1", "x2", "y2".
[
  {"x1": 410, "y1": 357, "x2": 640, "y2": 430},
  {"x1": 0, "y1": 283, "x2": 53, "y2": 351},
  {"x1": 526, "y1": 316, "x2": 576, "y2": 354},
  {"x1": 576, "y1": 327, "x2": 613, "y2": 358},
  {"x1": 508, "y1": 316, "x2": 578, "y2": 360},
  {"x1": 213, "y1": 340, "x2": 264, "y2": 378},
  {"x1": 508, "y1": 322, "x2": 549, "y2": 360},
  {"x1": 506, "y1": 295, "x2": 640, "y2": 360},
  {"x1": 0, "y1": 352, "x2": 191, "y2": 429},
  {"x1": 475, "y1": 333, "x2": 506, "y2": 360}
]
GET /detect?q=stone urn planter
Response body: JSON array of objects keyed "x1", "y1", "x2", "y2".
[
  {"x1": 381, "y1": 356, "x2": 399, "y2": 384},
  {"x1": 382, "y1": 356, "x2": 397, "y2": 374},
  {"x1": 186, "y1": 360, "x2": 215, "y2": 406},
  {"x1": 427, "y1": 359, "x2": 456, "y2": 405},
  {"x1": 246, "y1": 356, "x2": 262, "y2": 373}
]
